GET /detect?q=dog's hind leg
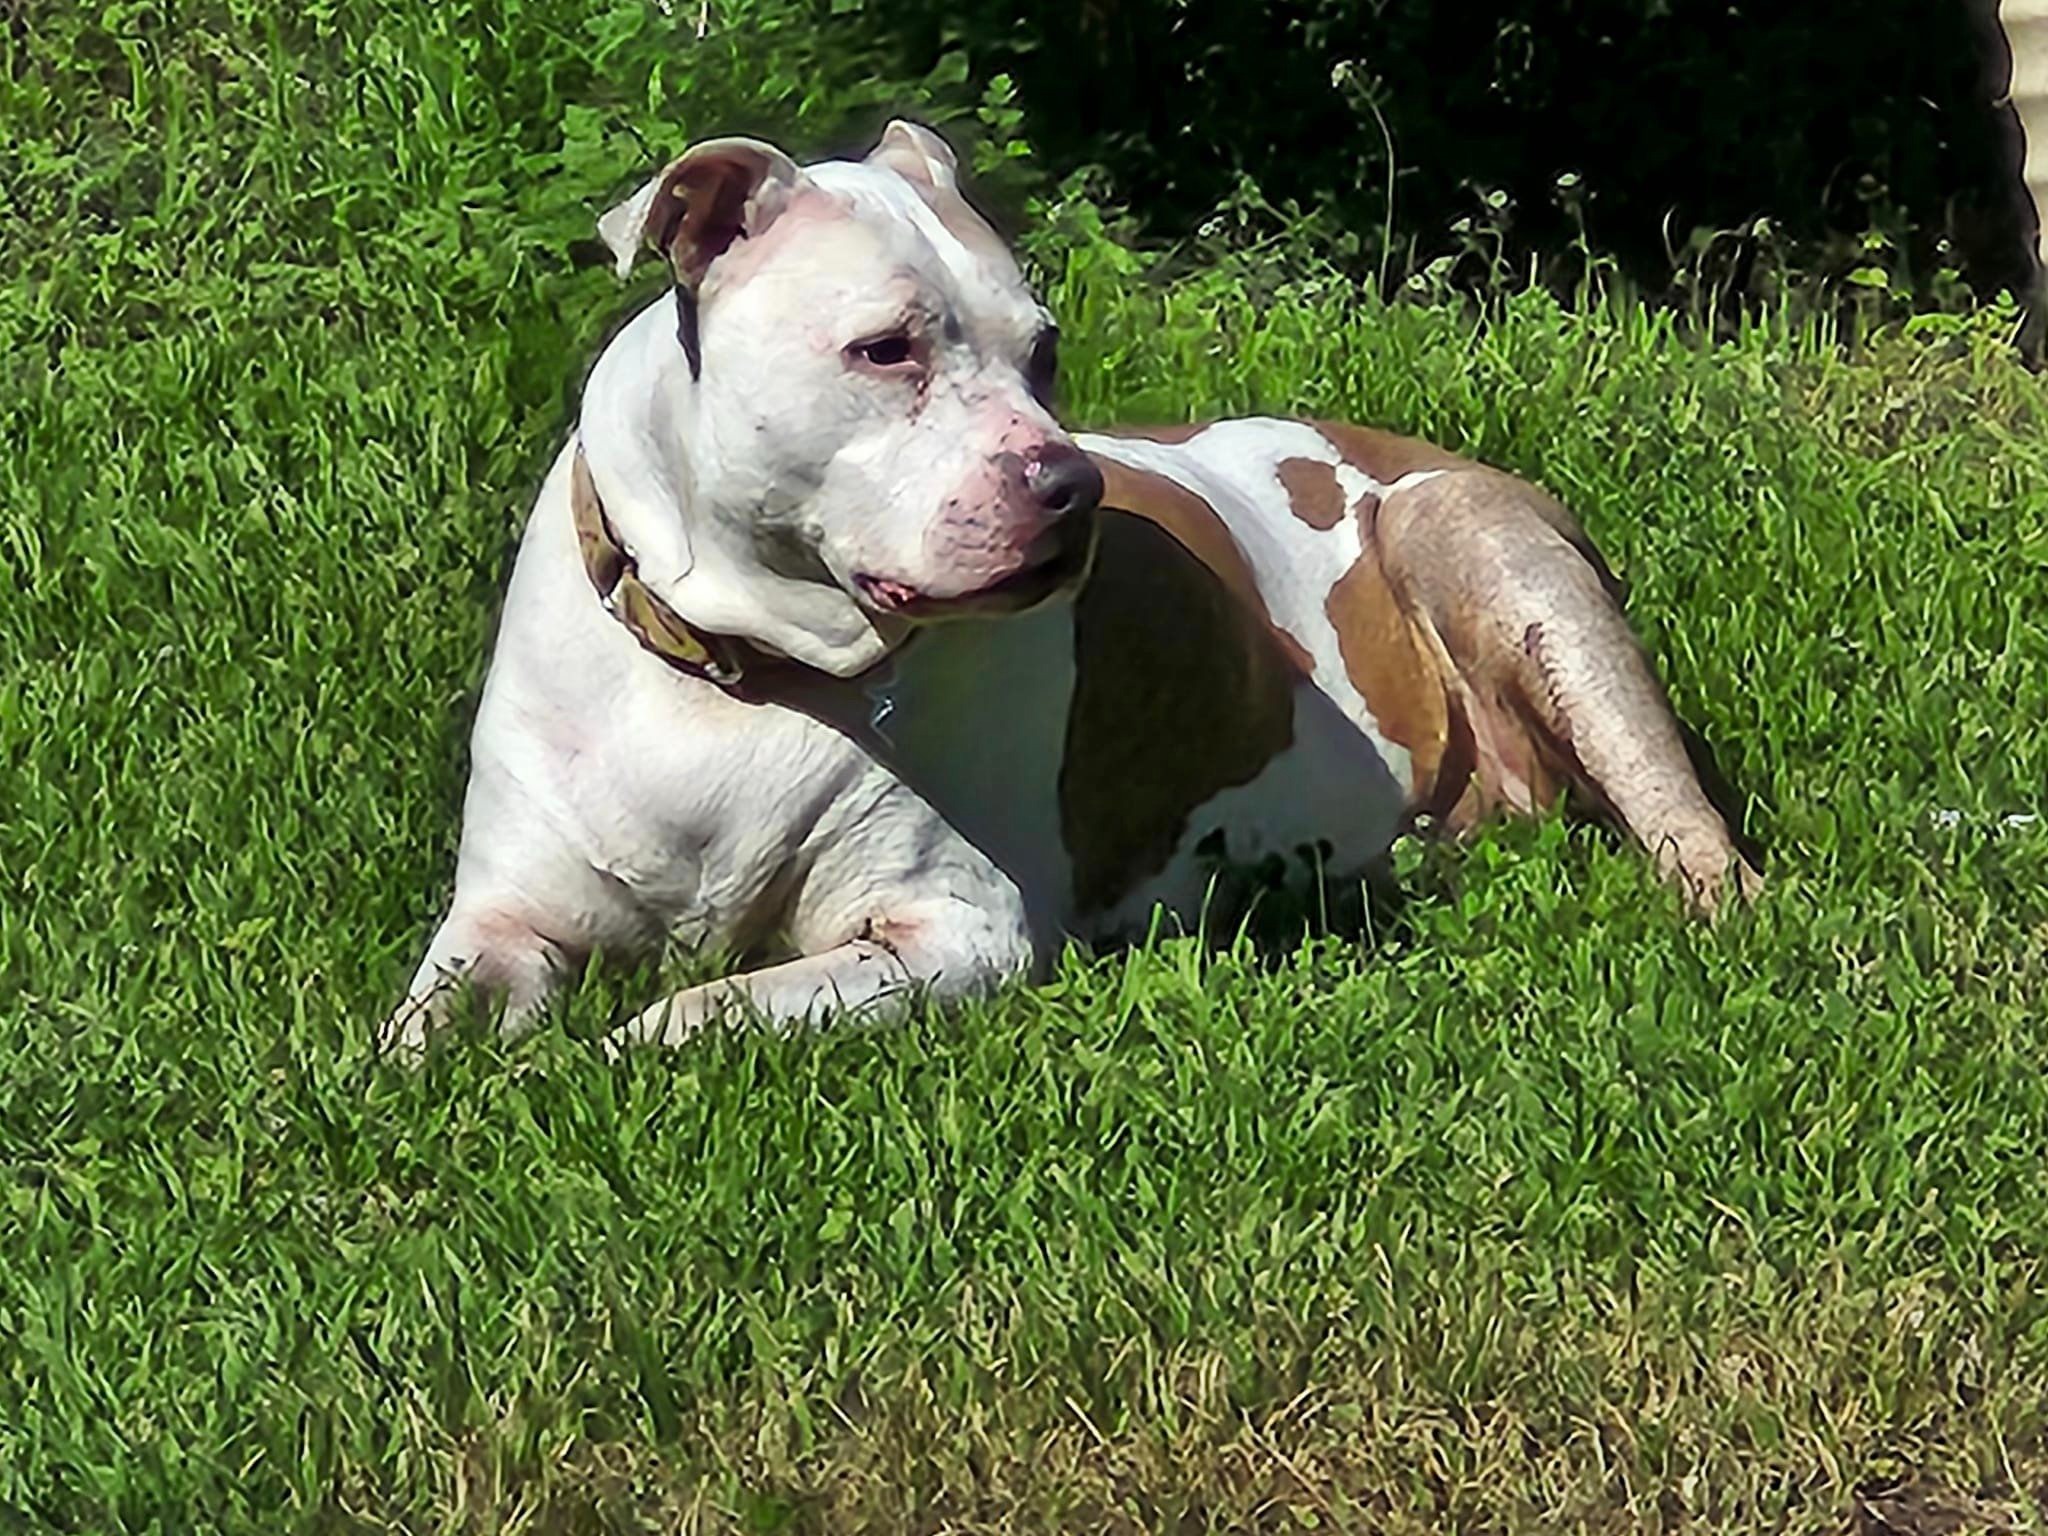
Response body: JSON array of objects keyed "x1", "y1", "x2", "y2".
[
  {"x1": 1376, "y1": 469, "x2": 1763, "y2": 916},
  {"x1": 380, "y1": 905, "x2": 576, "y2": 1055}
]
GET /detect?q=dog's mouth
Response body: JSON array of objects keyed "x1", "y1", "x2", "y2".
[{"x1": 853, "y1": 517, "x2": 1097, "y2": 622}]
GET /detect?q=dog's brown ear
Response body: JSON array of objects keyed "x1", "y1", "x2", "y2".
[
  {"x1": 865, "y1": 119, "x2": 959, "y2": 193},
  {"x1": 597, "y1": 137, "x2": 803, "y2": 283}
]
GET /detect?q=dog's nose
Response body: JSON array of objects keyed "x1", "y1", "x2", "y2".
[{"x1": 1026, "y1": 443, "x2": 1104, "y2": 519}]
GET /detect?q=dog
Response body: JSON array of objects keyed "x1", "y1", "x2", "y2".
[{"x1": 383, "y1": 121, "x2": 1760, "y2": 1055}]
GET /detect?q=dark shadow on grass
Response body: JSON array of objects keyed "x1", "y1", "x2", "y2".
[
  {"x1": 1167, "y1": 839, "x2": 1435, "y2": 971},
  {"x1": 1675, "y1": 717, "x2": 1773, "y2": 875}
]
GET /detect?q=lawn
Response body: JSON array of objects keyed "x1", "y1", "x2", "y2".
[{"x1": 5, "y1": 1, "x2": 2048, "y2": 1531}]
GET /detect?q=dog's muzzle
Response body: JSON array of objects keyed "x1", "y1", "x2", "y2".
[{"x1": 855, "y1": 444, "x2": 1103, "y2": 620}]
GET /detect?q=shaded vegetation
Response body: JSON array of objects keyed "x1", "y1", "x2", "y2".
[{"x1": 845, "y1": 0, "x2": 2034, "y2": 308}]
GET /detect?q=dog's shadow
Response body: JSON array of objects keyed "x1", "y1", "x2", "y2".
[
  {"x1": 1677, "y1": 718, "x2": 1771, "y2": 876},
  {"x1": 1164, "y1": 835, "x2": 1423, "y2": 968}
]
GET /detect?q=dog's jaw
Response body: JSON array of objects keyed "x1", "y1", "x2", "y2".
[{"x1": 850, "y1": 511, "x2": 1097, "y2": 623}]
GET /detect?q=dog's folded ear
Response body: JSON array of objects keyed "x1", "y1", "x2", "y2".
[
  {"x1": 597, "y1": 137, "x2": 804, "y2": 283},
  {"x1": 866, "y1": 119, "x2": 960, "y2": 194}
]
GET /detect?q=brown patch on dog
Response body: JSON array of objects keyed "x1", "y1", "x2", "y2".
[
  {"x1": 1090, "y1": 455, "x2": 1316, "y2": 673},
  {"x1": 1323, "y1": 493, "x2": 1458, "y2": 808},
  {"x1": 1314, "y1": 419, "x2": 1473, "y2": 484},
  {"x1": 1277, "y1": 457, "x2": 1346, "y2": 530},
  {"x1": 1359, "y1": 473, "x2": 1581, "y2": 829},
  {"x1": 1061, "y1": 510, "x2": 1299, "y2": 916},
  {"x1": 1319, "y1": 421, "x2": 1625, "y2": 600},
  {"x1": 1376, "y1": 583, "x2": 1482, "y2": 826}
]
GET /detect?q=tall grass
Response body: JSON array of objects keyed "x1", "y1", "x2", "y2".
[{"x1": 5, "y1": 1, "x2": 2047, "y2": 1530}]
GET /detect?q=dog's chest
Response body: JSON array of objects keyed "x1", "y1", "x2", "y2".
[
  {"x1": 855, "y1": 602, "x2": 1080, "y2": 927},
  {"x1": 853, "y1": 509, "x2": 1409, "y2": 937}
]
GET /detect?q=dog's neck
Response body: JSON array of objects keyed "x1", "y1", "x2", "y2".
[{"x1": 575, "y1": 294, "x2": 901, "y2": 678}]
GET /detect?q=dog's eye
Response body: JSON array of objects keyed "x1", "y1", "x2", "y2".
[
  {"x1": 1026, "y1": 327, "x2": 1059, "y2": 403},
  {"x1": 848, "y1": 332, "x2": 917, "y2": 370}
]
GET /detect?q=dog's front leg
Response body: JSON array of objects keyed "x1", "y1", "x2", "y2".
[
  {"x1": 380, "y1": 906, "x2": 579, "y2": 1055},
  {"x1": 604, "y1": 906, "x2": 1030, "y2": 1053}
]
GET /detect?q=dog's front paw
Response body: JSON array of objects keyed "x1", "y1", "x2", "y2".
[
  {"x1": 376, "y1": 993, "x2": 440, "y2": 1064},
  {"x1": 601, "y1": 988, "x2": 722, "y2": 1059}
]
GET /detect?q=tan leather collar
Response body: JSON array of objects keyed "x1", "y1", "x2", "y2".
[{"x1": 570, "y1": 445, "x2": 760, "y2": 690}]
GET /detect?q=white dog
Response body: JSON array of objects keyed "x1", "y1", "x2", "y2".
[{"x1": 385, "y1": 122, "x2": 1759, "y2": 1054}]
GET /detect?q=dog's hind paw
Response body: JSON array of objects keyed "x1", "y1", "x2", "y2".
[{"x1": 1672, "y1": 846, "x2": 1765, "y2": 921}]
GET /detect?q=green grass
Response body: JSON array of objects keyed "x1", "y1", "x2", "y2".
[{"x1": 6, "y1": 2, "x2": 2048, "y2": 1531}]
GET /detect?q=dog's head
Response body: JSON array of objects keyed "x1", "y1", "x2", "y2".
[{"x1": 592, "y1": 121, "x2": 1100, "y2": 676}]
